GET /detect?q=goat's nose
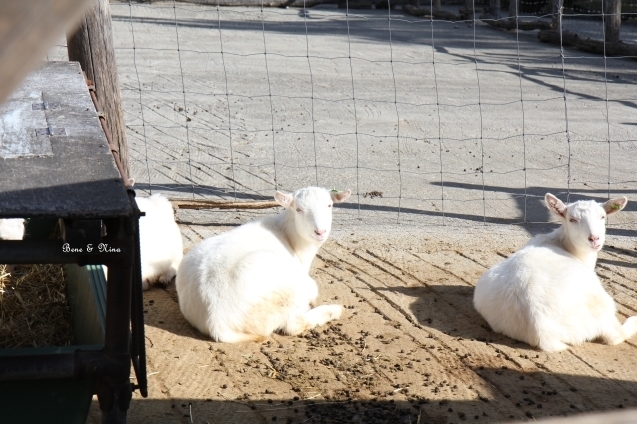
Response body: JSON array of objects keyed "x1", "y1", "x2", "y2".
[
  {"x1": 589, "y1": 235, "x2": 600, "y2": 242},
  {"x1": 315, "y1": 229, "x2": 326, "y2": 236}
]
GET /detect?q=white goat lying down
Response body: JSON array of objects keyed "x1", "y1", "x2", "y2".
[
  {"x1": 176, "y1": 186, "x2": 351, "y2": 343},
  {"x1": 474, "y1": 193, "x2": 635, "y2": 352},
  {"x1": 0, "y1": 219, "x2": 25, "y2": 241},
  {"x1": 135, "y1": 194, "x2": 183, "y2": 290}
]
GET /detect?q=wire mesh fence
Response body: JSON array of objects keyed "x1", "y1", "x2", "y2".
[{"x1": 47, "y1": 0, "x2": 637, "y2": 230}]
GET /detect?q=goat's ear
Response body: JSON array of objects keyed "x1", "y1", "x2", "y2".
[
  {"x1": 330, "y1": 189, "x2": 351, "y2": 203},
  {"x1": 545, "y1": 193, "x2": 567, "y2": 218},
  {"x1": 604, "y1": 196, "x2": 627, "y2": 215},
  {"x1": 274, "y1": 191, "x2": 294, "y2": 208}
]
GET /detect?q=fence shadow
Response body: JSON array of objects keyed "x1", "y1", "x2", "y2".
[
  {"x1": 144, "y1": 274, "x2": 514, "y2": 347},
  {"x1": 598, "y1": 256, "x2": 637, "y2": 269},
  {"x1": 135, "y1": 284, "x2": 637, "y2": 423},
  {"x1": 597, "y1": 245, "x2": 637, "y2": 269},
  {"x1": 134, "y1": 182, "x2": 274, "y2": 201},
  {"x1": 378, "y1": 283, "x2": 531, "y2": 348},
  {"x1": 429, "y1": 181, "x2": 637, "y2": 237},
  {"x1": 141, "y1": 181, "x2": 636, "y2": 238},
  {"x1": 138, "y1": 274, "x2": 637, "y2": 423}
]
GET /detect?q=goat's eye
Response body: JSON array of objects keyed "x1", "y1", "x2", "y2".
[
  {"x1": 601, "y1": 215, "x2": 606, "y2": 220},
  {"x1": 569, "y1": 218, "x2": 578, "y2": 223},
  {"x1": 328, "y1": 204, "x2": 332, "y2": 208},
  {"x1": 296, "y1": 208, "x2": 302, "y2": 213}
]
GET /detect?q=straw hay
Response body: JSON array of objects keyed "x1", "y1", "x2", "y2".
[{"x1": 0, "y1": 264, "x2": 73, "y2": 349}]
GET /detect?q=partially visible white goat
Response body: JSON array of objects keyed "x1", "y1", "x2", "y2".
[
  {"x1": 135, "y1": 194, "x2": 183, "y2": 290},
  {"x1": 176, "y1": 186, "x2": 351, "y2": 343},
  {"x1": 0, "y1": 219, "x2": 25, "y2": 275},
  {"x1": 0, "y1": 219, "x2": 25, "y2": 241},
  {"x1": 474, "y1": 193, "x2": 635, "y2": 352}
]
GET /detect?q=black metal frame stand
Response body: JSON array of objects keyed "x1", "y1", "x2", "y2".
[
  {"x1": 0, "y1": 61, "x2": 147, "y2": 423},
  {"x1": 0, "y1": 191, "x2": 147, "y2": 423}
]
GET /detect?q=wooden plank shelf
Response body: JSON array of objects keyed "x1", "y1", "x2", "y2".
[{"x1": 0, "y1": 61, "x2": 130, "y2": 219}]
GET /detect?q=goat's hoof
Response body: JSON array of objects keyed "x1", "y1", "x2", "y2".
[{"x1": 325, "y1": 304, "x2": 343, "y2": 321}]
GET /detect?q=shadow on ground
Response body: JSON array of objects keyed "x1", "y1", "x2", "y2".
[
  {"x1": 429, "y1": 181, "x2": 637, "y2": 236},
  {"x1": 381, "y1": 284, "x2": 530, "y2": 350},
  {"x1": 142, "y1": 283, "x2": 211, "y2": 341},
  {"x1": 598, "y1": 255, "x2": 637, "y2": 270},
  {"x1": 88, "y1": 373, "x2": 637, "y2": 423},
  {"x1": 135, "y1": 180, "x2": 636, "y2": 238}
]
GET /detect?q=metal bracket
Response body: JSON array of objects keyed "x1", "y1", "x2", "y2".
[
  {"x1": 35, "y1": 126, "x2": 66, "y2": 136},
  {"x1": 32, "y1": 101, "x2": 61, "y2": 110}
]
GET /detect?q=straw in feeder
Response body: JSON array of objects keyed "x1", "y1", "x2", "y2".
[{"x1": 0, "y1": 263, "x2": 74, "y2": 349}]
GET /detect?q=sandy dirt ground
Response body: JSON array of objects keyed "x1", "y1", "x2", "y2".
[{"x1": 84, "y1": 216, "x2": 637, "y2": 424}]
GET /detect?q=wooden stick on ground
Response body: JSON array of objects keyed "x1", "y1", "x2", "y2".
[
  {"x1": 538, "y1": 29, "x2": 637, "y2": 58},
  {"x1": 171, "y1": 199, "x2": 280, "y2": 210}
]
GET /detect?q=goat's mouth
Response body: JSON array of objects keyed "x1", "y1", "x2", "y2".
[
  {"x1": 313, "y1": 234, "x2": 327, "y2": 242},
  {"x1": 590, "y1": 241, "x2": 603, "y2": 251}
]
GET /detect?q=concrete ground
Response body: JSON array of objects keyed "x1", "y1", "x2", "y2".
[{"x1": 103, "y1": 1, "x2": 637, "y2": 230}]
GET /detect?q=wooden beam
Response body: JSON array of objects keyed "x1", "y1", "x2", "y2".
[
  {"x1": 551, "y1": 0, "x2": 563, "y2": 29},
  {"x1": 172, "y1": 0, "x2": 335, "y2": 6},
  {"x1": 0, "y1": 0, "x2": 91, "y2": 105},
  {"x1": 482, "y1": 17, "x2": 553, "y2": 30},
  {"x1": 464, "y1": 0, "x2": 475, "y2": 19},
  {"x1": 509, "y1": 0, "x2": 518, "y2": 19},
  {"x1": 402, "y1": 4, "x2": 463, "y2": 20},
  {"x1": 67, "y1": 0, "x2": 130, "y2": 175},
  {"x1": 604, "y1": 0, "x2": 622, "y2": 43},
  {"x1": 487, "y1": 0, "x2": 500, "y2": 18},
  {"x1": 538, "y1": 29, "x2": 637, "y2": 58},
  {"x1": 171, "y1": 199, "x2": 280, "y2": 210}
]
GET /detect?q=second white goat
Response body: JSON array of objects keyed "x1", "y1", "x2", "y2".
[
  {"x1": 0, "y1": 218, "x2": 25, "y2": 275},
  {"x1": 474, "y1": 193, "x2": 635, "y2": 352},
  {"x1": 136, "y1": 194, "x2": 183, "y2": 290},
  {"x1": 0, "y1": 219, "x2": 25, "y2": 241},
  {"x1": 176, "y1": 186, "x2": 351, "y2": 343}
]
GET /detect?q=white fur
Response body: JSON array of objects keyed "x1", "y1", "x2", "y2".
[
  {"x1": 474, "y1": 193, "x2": 635, "y2": 352},
  {"x1": 0, "y1": 219, "x2": 25, "y2": 240},
  {"x1": 0, "y1": 219, "x2": 24, "y2": 275},
  {"x1": 176, "y1": 186, "x2": 351, "y2": 343},
  {"x1": 136, "y1": 194, "x2": 183, "y2": 290}
]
